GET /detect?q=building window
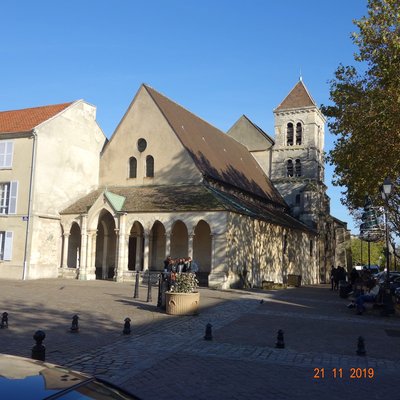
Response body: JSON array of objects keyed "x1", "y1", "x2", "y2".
[
  {"x1": 309, "y1": 240, "x2": 313, "y2": 257},
  {"x1": 0, "y1": 181, "x2": 17, "y2": 214},
  {"x1": 146, "y1": 155, "x2": 154, "y2": 177},
  {"x1": 286, "y1": 160, "x2": 293, "y2": 177},
  {"x1": 0, "y1": 141, "x2": 13, "y2": 169},
  {"x1": 296, "y1": 123, "x2": 302, "y2": 145},
  {"x1": 129, "y1": 157, "x2": 137, "y2": 178},
  {"x1": 286, "y1": 123, "x2": 294, "y2": 146},
  {"x1": 137, "y1": 138, "x2": 147, "y2": 153},
  {"x1": 295, "y1": 194, "x2": 301, "y2": 204},
  {"x1": 0, "y1": 231, "x2": 13, "y2": 260},
  {"x1": 295, "y1": 159, "x2": 301, "y2": 177}
]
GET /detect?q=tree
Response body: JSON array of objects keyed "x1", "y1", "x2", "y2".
[
  {"x1": 322, "y1": 0, "x2": 400, "y2": 237},
  {"x1": 351, "y1": 236, "x2": 385, "y2": 266}
]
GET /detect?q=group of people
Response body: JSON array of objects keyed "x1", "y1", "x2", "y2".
[
  {"x1": 331, "y1": 265, "x2": 382, "y2": 315},
  {"x1": 163, "y1": 256, "x2": 199, "y2": 274},
  {"x1": 329, "y1": 265, "x2": 347, "y2": 291}
]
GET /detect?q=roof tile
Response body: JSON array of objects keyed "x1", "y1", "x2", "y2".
[{"x1": 0, "y1": 102, "x2": 73, "y2": 134}]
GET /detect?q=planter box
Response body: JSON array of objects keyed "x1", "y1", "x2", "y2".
[
  {"x1": 287, "y1": 274, "x2": 302, "y2": 287},
  {"x1": 165, "y1": 291, "x2": 200, "y2": 315}
]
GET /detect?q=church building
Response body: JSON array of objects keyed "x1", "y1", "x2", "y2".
[{"x1": 0, "y1": 81, "x2": 350, "y2": 288}]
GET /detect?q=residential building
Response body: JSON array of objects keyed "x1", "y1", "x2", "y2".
[{"x1": 0, "y1": 101, "x2": 106, "y2": 279}]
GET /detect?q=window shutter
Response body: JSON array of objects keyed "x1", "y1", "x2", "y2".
[
  {"x1": 9, "y1": 181, "x2": 18, "y2": 214},
  {"x1": 3, "y1": 231, "x2": 13, "y2": 260},
  {"x1": 0, "y1": 141, "x2": 13, "y2": 168},
  {"x1": 5, "y1": 142, "x2": 13, "y2": 168},
  {"x1": 0, "y1": 142, "x2": 5, "y2": 167}
]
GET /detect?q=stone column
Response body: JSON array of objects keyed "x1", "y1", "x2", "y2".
[
  {"x1": 113, "y1": 228, "x2": 119, "y2": 281},
  {"x1": 86, "y1": 230, "x2": 97, "y2": 280},
  {"x1": 116, "y1": 229, "x2": 129, "y2": 282},
  {"x1": 165, "y1": 233, "x2": 171, "y2": 258},
  {"x1": 143, "y1": 232, "x2": 150, "y2": 271},
  {"x1": 188, "y1": 233, "x2": 194, "y2": 259},
  {"x1": 208, "y1": 232, "x2": 229, "y2": 289},
  {"x1": 62, "y1": 233, "x2": 70, "y2": 268},
  {"x1": 79, "y1": 216, "x2": 88, "y2": 280}
]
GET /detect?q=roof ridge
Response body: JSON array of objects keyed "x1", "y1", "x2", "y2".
[
  {"x1": 0, "y1": 101, "x2": 75, "y2": 114},
  {"x1": 143, "y1": 84, "x2": 227, "y2": 137}
]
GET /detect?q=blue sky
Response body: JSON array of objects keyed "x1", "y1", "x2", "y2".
[{"x1": 1, "y1": 0, "x2": 368, "y2": 234}]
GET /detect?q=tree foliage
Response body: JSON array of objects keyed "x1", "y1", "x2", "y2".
[
  {"x1": 322, "y1": 0, "x2": 400, "y2": 237},
  {"x1": 351, "y1": 237, "x2": 385, "y2": 266}
]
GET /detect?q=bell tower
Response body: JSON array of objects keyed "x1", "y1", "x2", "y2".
[{"x1": 271, "y1": 79, "x2": 328, "y2": 228}]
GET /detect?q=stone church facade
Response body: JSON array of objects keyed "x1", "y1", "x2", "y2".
[{"x1": 0, "y1": 81, "x2": 350, "y2": 287}]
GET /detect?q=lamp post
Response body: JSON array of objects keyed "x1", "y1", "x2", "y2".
[{"x1": 381, "y1": 177, "x2": 394, "y2": 315}]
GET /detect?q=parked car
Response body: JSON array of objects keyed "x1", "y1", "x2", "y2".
[
  {"x1": 375, "y1": 271, "x2": 400, "y2": 285},
  {"x1": 354, "y1": 265, "x2": 380, "y2": 275},
  {"x1": 389, "y1": 276, "x2": 400, "y2": 294},
  {"x1": 0, "y1": 353, "x2": 140, "y2": 399}
]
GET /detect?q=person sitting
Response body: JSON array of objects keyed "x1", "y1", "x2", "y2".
[{"x1": 348, "y1": 280, "x2": 380, "y2": 315}]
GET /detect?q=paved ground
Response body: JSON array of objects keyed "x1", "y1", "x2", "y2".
[{"x1": 0, "y1": 279, "x2": 399, "y2": 399}]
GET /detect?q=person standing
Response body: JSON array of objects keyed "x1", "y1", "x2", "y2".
[{"x1": 330, "y1": 266, "x2": 336, "y2": 290}]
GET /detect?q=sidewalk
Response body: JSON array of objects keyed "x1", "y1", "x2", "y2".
[{"x1": 0, "y1": 279, "x2": 399, "y2": 399}]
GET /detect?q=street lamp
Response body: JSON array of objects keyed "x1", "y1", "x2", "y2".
[{"x1": 380, "y1": 177, "x2": 394, "y2": 315}]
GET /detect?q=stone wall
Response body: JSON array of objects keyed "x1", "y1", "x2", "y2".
[{"x1": 225, "y1": 213, "x2": 318, "y2": 288}]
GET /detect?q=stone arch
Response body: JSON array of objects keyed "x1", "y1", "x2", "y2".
[
  {"x1": 67, "y1": 222, "x2": 81, "y2": 268},
  {"x1": 95, "y1": 209, "x2": 117, "y2": 279},
  {"x1": 286, "y1": 122, "x2": 294, "y2": 146},
  {"x1": 149, "y1": 220, "x2": 166, "y2": 270},
  {"x1": 295, "y1": 122, "x2": 303, "y2": 145},
  {"x1": 193, "y1": 220, "x2": 212, "y2": 284},
  {"x1": 170, "y1": 220, "x2": 188, "y2": 259},
  {"x1": 286, "y1": 159, "x2": 294, "y2": 177},
  {"x1": 128, "y1": 221, "x2": 144, "y2": 271}
]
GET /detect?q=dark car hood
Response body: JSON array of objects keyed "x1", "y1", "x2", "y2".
[{"x1": 0, "y1": 354, "x2": 90, "y2": 399}]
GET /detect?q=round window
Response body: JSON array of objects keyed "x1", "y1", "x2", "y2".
[{"x1": 137, "y1": 138, "x2": 147, "y2": 152}]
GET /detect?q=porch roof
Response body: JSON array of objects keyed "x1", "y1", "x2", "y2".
[
  {"x1": 61, "y1": 184, "x2": 313, "y2": 233},
  {"x1": 60, "y1": 185, "x2": 227, "y2": 214}
]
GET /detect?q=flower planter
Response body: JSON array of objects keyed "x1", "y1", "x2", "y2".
[{"x1": 165, "y1": 291, "x2": 200, "y2": 315}]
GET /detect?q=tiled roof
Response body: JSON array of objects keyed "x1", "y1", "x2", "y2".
[
  {"x1": 275, "y1": 80, "x2": 316, "y2": 111},
  {"x1": 61, "y1": 185, "x2": 227, "y2": 214},
  {"x1": 144, "y1": 85, "x2": 286, "y2": 208},
  {"x1": 0, "y1": 102, "x2": 73, "y2": 134},
  {"x1": 61, "y1": 184, "x2": 313, "y2": 233}
]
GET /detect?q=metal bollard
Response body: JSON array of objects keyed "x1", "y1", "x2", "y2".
[
  {"x1": 146, "y1": 272, "x2": 152, "y2": 302},
  {"x1": 1, "y1": 312, "x2": 8, "y2": 329},
  {"x1": 356, "y1": 336, "x2": 366, "y2": 356},
  {"x1": 31, "y1": 330, "x2": 46, "y2": 361},
  {"x1": 133, "y1": 270, "x2": 140, "y2": 299},
  {"x1": 123, "y1": 317, "x2": 131, "y2": 335},
  {"x1": 276, "y1": 329, "x2": 285, "y2": 349},
  {"x1": 204, "y1": 323, "x2": 213, "y2": 341},
  {"x1": 157, "y1": 274, "x2": 162, "y2": 307},
  {"x1": 70, "y1": 315, "x2": 79, "y2": 333}
]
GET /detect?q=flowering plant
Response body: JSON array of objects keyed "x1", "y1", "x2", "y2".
[{"x1": 169, "y1": 272, "x2": 199, "y2": 293}]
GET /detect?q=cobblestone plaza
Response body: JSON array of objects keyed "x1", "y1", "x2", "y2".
[{"x1": 0, "y1": 279, "x2": 398, "y2": 399}]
